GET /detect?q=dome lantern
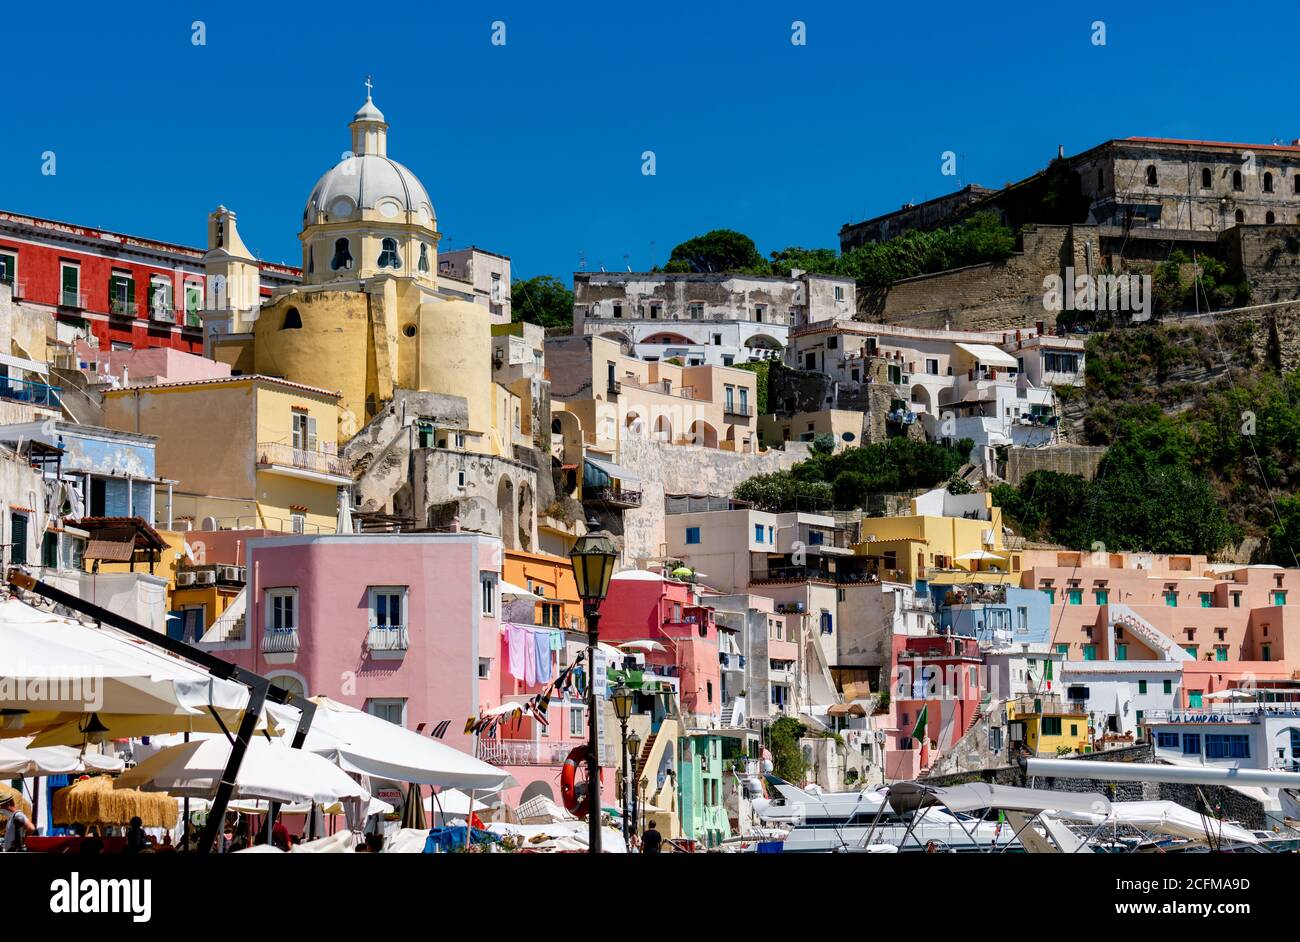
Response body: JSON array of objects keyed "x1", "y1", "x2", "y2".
[{"x1": 349, "y1": 76, "x2": 388, "y2": 157}]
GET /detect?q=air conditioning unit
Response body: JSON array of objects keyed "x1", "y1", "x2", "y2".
[
  {"x1": 194, "y1": 570, "x2": 216, "y2": 585},
  {"x1": 219, "y1": 565, "x2": 246, "y2": 583},
  {"x1": 175, "y1": 571, "x2": 196, "y2": 587}
]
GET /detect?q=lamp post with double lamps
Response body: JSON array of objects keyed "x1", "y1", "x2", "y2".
[
  {"x1": 611, "y1": 683, "x2": 636, "y2": 844},
  {"x1": 568, "y1": 519, "x2": 618, "y2": 855}
]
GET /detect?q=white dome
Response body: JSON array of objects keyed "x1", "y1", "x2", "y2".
[{"x1": 304, "y1": 154, "x2": 435, "y2": 228}]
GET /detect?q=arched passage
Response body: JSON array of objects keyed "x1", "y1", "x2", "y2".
[{"x1": 688, "y1": 420, "x2": 718, "y2": 448}]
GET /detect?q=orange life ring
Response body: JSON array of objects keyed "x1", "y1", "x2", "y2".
[{"x1": 560, "y1": 745, "x2": 604, "y2": 818}]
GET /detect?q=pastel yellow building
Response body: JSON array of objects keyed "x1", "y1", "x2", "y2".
[
  {"x1": 855, "y1": 489, "x2": 1022, "y2": 586},
  {"x1": 1007, "y1": 694, "x2": 1090, "y2": 756},
  {"x1": 209, "y1": 91, "x2": 505, "y2": 456},
  {"x1": 100, "y1": 375, "x2": 350, "y2": 535}
]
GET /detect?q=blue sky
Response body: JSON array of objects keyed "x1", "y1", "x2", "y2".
[{"x1": 5, "y1": 1, "x2": 1298, "y2": 279}]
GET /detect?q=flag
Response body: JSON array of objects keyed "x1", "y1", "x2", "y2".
[{"x1": 910, "y1": 704, "x2": 928, "y2": 743}]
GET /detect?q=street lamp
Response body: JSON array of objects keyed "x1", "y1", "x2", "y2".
[
  {"x1": 626, "y1": 728, "x2": 642, "y2": 845},
  {"x1": 569, "y1": 518, "x2": 618, "y2": 855},
  {"x1": 611, "y1": 683, "x2": 635, "y2": 844}
]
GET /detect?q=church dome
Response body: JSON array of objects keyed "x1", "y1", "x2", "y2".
[
  {"x1": 302, "y1": 91, "x2": 436, "y2": 230},
  {"x1": 304, "y1": 154, "x2": 435, "y2": 227}
]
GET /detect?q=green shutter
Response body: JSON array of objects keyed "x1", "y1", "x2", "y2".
[{"x1": 10, "y1": 513, "x2": 27, "y2": 565}]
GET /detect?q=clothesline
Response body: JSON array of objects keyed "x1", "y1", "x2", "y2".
[{"x1": 501, "y1": 623, "x2": 564, "y2": 686}]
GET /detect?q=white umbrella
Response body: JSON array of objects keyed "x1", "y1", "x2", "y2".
[
  {"x1": 1202, "y1": 689, "x2": 1253, "y2": 701},
  {"x1": 424, "y1": 788, "x2": 493, "y2": 817},
  {"x1": 499, "y1": 580, "x2": 538, "y2": 600},
  {"x1": 954, "y1": 550, "x2": 1005, "y2": 561},
  {"x1": 0, "y1": 738, "x2": 123, "y2": 776},
  {"x1": 303, "y1": 697, "x2": 515, "y2": 791},
  {"x1": 116, "y1": 737, "x2": 370, "y2": 805},
  {"x1": 619, "y1": 640, "x2": 666, "y2": 653}
]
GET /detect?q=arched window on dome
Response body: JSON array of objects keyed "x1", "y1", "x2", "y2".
[
  {"x1": 281, "y1": 307, "x2": 302, "y2": 330},
  {"x1": 330, "y1": 238, "x2": 353, "y2": 271},
  {"x1": 378, "y1": 237, "x2": 402, "y2": 270},
  {"x1": 418, "y1": 243, "x2": 429, "y2": 273}
]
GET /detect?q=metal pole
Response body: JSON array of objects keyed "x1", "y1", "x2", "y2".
[
  {"x1": 585, "y1": 608, "x2": 602, "y2": 854},
  {"x1": 198, "y1": 675, "x2": 268, "y2": 854},
  {"x1": 619, "y1": 716, "x2": 629, "y2": 845}
]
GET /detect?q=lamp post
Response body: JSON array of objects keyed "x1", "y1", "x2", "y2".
[
  {"x1": 569, "y1": 518, "x2": 618, "y2": 855},
  {"x1": 611, "y1": 684, "x2": 635, "y2": 844},
  {"x1": 626, "y1": 727, "x2": 642, "y2": 845}
]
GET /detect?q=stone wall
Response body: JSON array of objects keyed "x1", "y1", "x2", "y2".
[
  {"x1": 1224, "y1": 224, "x2": 1300, "y2": 304},
  {"x1": 870, "y1": 224, "x2": 1092, "y2": 332},
  {"x1": 1003, "y1": 445, "x2": 1106, "y2": 484},
  {"x1": 612, "y1": 433, "x2": 810, "y2": 565}
]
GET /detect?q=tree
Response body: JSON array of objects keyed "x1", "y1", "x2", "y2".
[
  {"x1": 664, "y1": 229, "x2": 764, "y2": 273},
  {"x1": 511, "y1": 275, "x2": 574, "y2": 329},
  {"x1": 768, "y1": 716, "x2": 808, "y2": 784},
  {"x1": 1266, "y1": 495, "x2": 1300, "y2": 567}
]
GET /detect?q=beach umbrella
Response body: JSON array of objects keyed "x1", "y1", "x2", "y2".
[
  {"x1": 0, "y1": 739, "x2": 124, "y2": 776},
  {"x1": 52, "y1": 775, "x2": 177, "y2": 828},
  {"x1": 619, "y1": 640, "x2": 666, "y2": 653},
  {"x1": 116, "y1": 737, "x2": 370, "y2": 805},
  {"x1": 400, "y1": 783, "x2": 427, "y2": 829}
]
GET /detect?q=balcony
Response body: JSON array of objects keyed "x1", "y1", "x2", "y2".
[
  {"x1": 582, "y1": 485, "x2": 642, "y2": 508},
  {"x1": 149, "y1": 304, "x2": 176, "y2": 324},
  {"x1": 0, "y1": 377, "x2": 61, "y2": 410},
  {"x1": 366, "y1": 625, "x2": 409, "y2": 660},
  {"x1": 261, "y1": 627, "x2": 299, "y2": 664},
  {"x1": 724, "y1": 402, "x2": 753, "y2": 418},
  {"x1": 256, "y1": 441, "x2": 354, "y2": 484},
  {"x1": 60, "y1": 290, "x2": 88, "y2": 309},
  {"x1": 110, "y1": 296, "x2": 138, "y2": 318},
  {"x1": 475, "y1": 739, "x2": 616, "y2": 767}
]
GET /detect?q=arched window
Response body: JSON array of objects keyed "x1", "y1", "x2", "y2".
[
  {"x1": 1266, "y1": 211, "x2": 1276, "y2": 224},
  {"x1": 1235, "y1": 209, "x2": 1245, "y2": 223},
  {"x1": 281, "y1": 307, "x2": 302, "y2": 330},
  {"x1": 1233, "y1": 170, "x2": 1244, "y2": 192},
  {"x1": 418, "y1": 243, "x2": 429, "y2": 273},
  {"x1": 378, "y1": 237, "x2": 402, "y2": 269},
  {"x1": 307, "y1": 245, "x2": 314, "y2": 275},
  {"x1": 330, "y1": 238, "x2": 353, "y2": 271},
  {"x1": 1201, "y1": 167, "x2": 1212, "y2": 188},
  {"x1": 268, "y1": 673, "x2": 306, "y2": 698},
  {"x1": 1146, "y1": 165, "x2": 1157, "y2": 186},
  {"x1": 1264, "y1": 172, "x2": 1274, "y2": 193}
]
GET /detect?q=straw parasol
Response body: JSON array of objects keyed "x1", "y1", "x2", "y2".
[
  {"x1": 52, "y1": 775, "x2": 178, "y2": 829},
  {"x1": 0, "y1": 783, "x2": 32, "y2": 818}
]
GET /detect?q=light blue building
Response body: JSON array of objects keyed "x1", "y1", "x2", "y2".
[{"x1": 935, "y1": 584, "x2": 1051, "y2": 647}]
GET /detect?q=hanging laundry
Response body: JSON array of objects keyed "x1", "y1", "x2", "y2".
[
  {"x1": 550, "y1": 630, "x2": 564, "y2": 651},
  {"x1": 505, "y1": 624, "x2": 528, "y2": 682},
  {"x1": 534, "y1": 629, "x2": 554, "y2": 684},
  {"x1": 523, "y1": 628, "x2": 538, "y2": 686}
]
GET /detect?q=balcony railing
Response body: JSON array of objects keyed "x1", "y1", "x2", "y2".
[
  {"x1": 257, "y1": 441, "x2": 354, "y2": 477},
  {"x1": 724, "y1": 402, "x2": 753, "y2": 417},
  {"x1": 475, "y1": 739, "x2": 616, "y2": 767},
  {"x1": 110, "y1": 296, "x2": 138, "y2": 317},
  {"x1": 0, "y1": 377, "x2": 61, "y2": 409},
  {"x1": 60, "y1": 290, "x2": 87, "y2": 309},
  {"x1": 261, "y1": 628, "x2": 299, "y2": 655},
  {"x1": 366, "y1": 625, "x2": 409, "y2": 656},
  {"x1": 149, "y1": 304, "x2": 176, "y2": 323},
  {"x1": 582, "y1": 485, "x2": 642, "y2": 508}
]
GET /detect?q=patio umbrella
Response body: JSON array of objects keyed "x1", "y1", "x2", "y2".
[
  {"x1": 0, "y1": 739, "x2": 124, "y2": 776},
  {"x1": 619, "y1": 640, "x2": 666, "y2": 653},
  {"x1": 52, "y1": 775, "x2": 177, "y2": 829},
  {"x1": 401, "y1": 783, "x2": 427, "y2": 829},
  {"x1": 302, "y1": 697, "x2": 514, "y2": 791},
  {"x1": 116, "y1": 737, "x2": 370, "y2": 805},
  {"x1": 954, "y1": 550, "x2": 1005, "y2": 561},
  {"x1": 425, "y1": 788, "x2": 494, "y2": 818}
]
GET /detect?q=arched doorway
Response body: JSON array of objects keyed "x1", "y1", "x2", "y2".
[
  {"x1": 496, "y1": 476, "x2": 517, "y2": 550},
  {"x1": 654, "y1": 414, "x2": 673, "y2": 443},
  {"x1": 688, "y1": 420, "x2": 718, "y2": 448}
]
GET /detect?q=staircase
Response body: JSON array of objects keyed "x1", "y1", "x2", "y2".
[{"x1": 633, "y1": 732, "x2": 658, "y2": 780}]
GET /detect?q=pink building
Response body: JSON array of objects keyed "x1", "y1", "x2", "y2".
[
  {"x1": 76, "y1": 341, "x2": 231, "y2": 386},
  {"x1": 198, "y1": 532, "x2": 613, "y2": 809},
  {"x1": 596, "y1": 570, "x2": 722, "y2": 728},
  {"x1": 886, "y1": 634, "x2": 984, "y2": 780}
]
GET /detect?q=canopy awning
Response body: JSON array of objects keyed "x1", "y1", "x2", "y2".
[
  {"x1": 0, "y1": 738, "x2": 124, "y2": 776},
  {"x1": 302, "y1": 696, "x2": 515, "y2": 791},
  {"x1": 955, "y1": 343, "x2": 1018, "y2": 368},
  {"x1": 584, "y1": 455, "x2": 641, "y2": 485},
  {"x1": 825, "y1": 703, "x2": 867, "y2": 718},
  {"x1": 886, "y1": 781, "x2": 1111, "y2": 816}
]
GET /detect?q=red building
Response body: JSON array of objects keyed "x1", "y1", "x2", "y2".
[{"x1": 0, "y1": 210, "x2": 298, "y2": 354}]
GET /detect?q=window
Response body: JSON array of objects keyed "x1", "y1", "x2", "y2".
[
  {"x1": 378, "y1": 237, "x2": 402, "y2": 269},
  {"x1": 9, "y1": 512, "x2": 27, "y2": 565},
  {"x1": 185, "y1": 282, "x2": 203, "y2": 319},
  {"x1": 1267, "y1": 211, "x2": 1276, "y2": 224},
  {"x1": 826, "y1": 336, "x2": 838, "y2": 350},
  {"x1": 266, "y1": 588, "x2": 297, "y2": 632},
  {"x1": 688, "y1": 303, "x2": 704, "y2": 319},
  {"x1": 291, "y1": 411, "x2": 318, "y2": 452},
  {"x1": 1094, "y1": 589, "x2": 1108, "y2": 604},
  {"x1": 1182, "y1": 733, "x2": 1201, "y2": 756},
  {"x1": 1043, "y1": 588, "x2": 1055, "y2": 603},
  {"x1": 1116, "y1": 644, "x2": 1128, "y2": 660},
  {"x1": 60, "y1": 262, "x2": 81, "y2": 307},
  {"x1": 490, "y1": 272, "x2": 501, "y2": 301},
  {"x1": 1082, "y1": 645, "x2": 1096, "y2": 661},
  {"x1": 569, "y1": 705, "x2": 585, "y2": 737},
  {"x1": 369, "y1": 586, "x2": 406, "y2": 628},
  {"x1": 1233, "y1": 170, "x2": 1244, "y2": 192},
  {"x1": 480, "y1": 575, "x2": 497, "y2": 616},
  {"x1": 1201, "y1": 167, "x2": 1212, "y2": 188},
  {"x1": 834, "y1": 285, "x2": 844, "y2": 302},
  {"x1": 1156, "y1": 732, "x2": 1179, "y2": 749},
  {"x1": 1056, "y1": 643, "x2": 1069, "y2": 656},
  {"x1": 1183, "y1": 645, "x2": 1197, "y2": 658},
  {"x1": 0, "y1": 250, "x2": 14, "y2": 288},
  {"x1": 365, "y1": 698, "x2": 406, "y2": 727},
  {"x1": 739, "y1": 388, "x2": 749, "y2": 414},
  {"x1": 611, "y1": 303, "x2": 623, "y2": 319},
  {"x1": 1205, "y1": 734, "x2": 1250, "y2": 760},
  {"x1": 1138, "y1": 680, "x2": 1147, "y2": 695},
  {"x1": 1187, "y1": 690, "x2": 1203, "y2": 709},
  {"x1": 417, "y1": 243, "x2": 430, "y2": 273},
  {"x1": 1198, "y1": 592, "x2": 1211, "y2": 607},
  {"x1": 1163, "y1": 679, "x2": 1173, "y2": 695},
  {"x1": 1164, "y1": 591, "x2": 1178, "y2": 607},
  {"x1": 330, "y1": 238, "x2": 353, "y2": 271},
  {"x1": 41, "y1": 531, "x2": 57, "y2": 568},
  {"x1": 767, "y1": 525, "x2": 774, "y2": 544},
  {"x1": 1235, "y1": 209, "x2": 1245, "y2": 223},
  {"x1": 1264, "y1": 172, "x2": 1274, "y2": 193},
  {"x1": 1067, "y1": 589, "x2": 1082, "y2": 605},
  {"x1": 1262, "y1": 644, "x2": 1272, "y2": 662},
  {"x1": 1231, "y1": 591, "x2": 1241, "y2": 608},
  {"x1": 754, "y1": 523, "x2": 764, "y2": 543},
  {"x1": 1042, "y1": 717, "x2": 1062, "y2": 736},
  {"x1": 753, "y1": 304, "x2": 765, "y2": 322},
  {"x1": 804, "y1": 352, "x2": 816, "y2": 370},
  {"x1": 149, "y1": 274, "x2": 173, "y2": 317},
  {"x1": 1273, "y1": 591, "x2": 1286, "y2": 605},
  {"x1": 1145, "y1": 165, "x2": 1157, "y2": 186},
  {"x1": 1215, "y1": 645, "x2": 1228, "y2": 662},
  {"x1": 685, "y1": 526, "x2": 701, "y2": 544}
]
